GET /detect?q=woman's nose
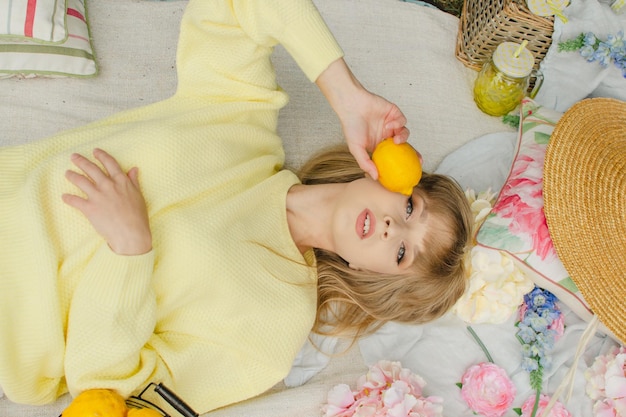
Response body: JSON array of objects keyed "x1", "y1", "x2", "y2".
[{"x1": 381, "y1": 216, "x2": 396, "y2": 240}]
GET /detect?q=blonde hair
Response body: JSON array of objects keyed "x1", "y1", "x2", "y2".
[{"x1": 297, "y1": 145, "x2": 472, "y2": 339}]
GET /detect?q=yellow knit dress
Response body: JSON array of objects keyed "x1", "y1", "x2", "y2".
[{"x1": 0, "y1": 0, "x2": 344, "y2": 413}]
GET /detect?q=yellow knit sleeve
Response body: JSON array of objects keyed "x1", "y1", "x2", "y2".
[
  {"x1": 64, "y1": 245, "x2": 159, "y2": 398},
  {"x1": 175, "y1": 0, "x2": 343, "y2": 99}
]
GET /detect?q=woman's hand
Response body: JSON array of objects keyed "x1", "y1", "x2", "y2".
[
  {"x1": 316, "y1": 58, "x2": 411, "y2": 180},
  {"x1": 62, "y1": 148, "x2": 152, "y2": 256}
]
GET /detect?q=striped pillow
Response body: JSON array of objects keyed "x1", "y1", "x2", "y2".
[
  {"x1": 0, "y1": 0, "x2": 68, "y2": 43},
  {"x1": 0, "y1": 0, "x2": 97, "y2": 78}
]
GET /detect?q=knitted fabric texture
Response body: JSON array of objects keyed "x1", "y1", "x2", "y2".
[{"x1": 0, "y1": 0, "x2": 343, "y2": 413}]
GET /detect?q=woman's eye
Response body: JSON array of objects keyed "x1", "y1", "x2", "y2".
[
  {"x1": 397, "y1": 242, "x2": 406, "y2": 265},
  {"x1": 405, "y1": 197, "x2": 414, "y2": 218}
]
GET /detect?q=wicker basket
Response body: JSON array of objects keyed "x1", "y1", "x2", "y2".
[{"x1": 456, "y1": 0, "x2": 555, "y2": 71}]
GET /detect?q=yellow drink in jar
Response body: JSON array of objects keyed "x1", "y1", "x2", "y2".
[
  {"x1": 473, "y1": 42, "x2": 542, "y2": 117},
  {"x1": 473, "y1": 62, "x2": 527, "y2": 116}
]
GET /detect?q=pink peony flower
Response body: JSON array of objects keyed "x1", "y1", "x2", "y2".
[
  {"x1": 324, "y1": 384, "x2": 357, "y2": 417},
  {"x1": 520, "y1": 394, "x2": 572, "y2": 417},
  {"x1": 460, "y1": 362, "x2": 516, "y2": 417},
  {"x1": 593, "y1": 399, "x2": 621, "y2": 417},
  {"x1": 585, "y1": 346, "x2": 626, "y2": 417},
  {"x1": 322, "y1": 360, "x2": 442, "y2": 417},
  {"x1": 492, "y1": 141, "x2": 557, "y2": 262},
  {"x1": 358, "y1": 360, "x2": 426, "y2": 400}
]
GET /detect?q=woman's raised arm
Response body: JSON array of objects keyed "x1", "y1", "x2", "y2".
[{"x1": 315, "y1": 58, "x2": 410, "y2": 179}]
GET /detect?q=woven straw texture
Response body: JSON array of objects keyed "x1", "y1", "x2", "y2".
[
  {"x1": 544, "y1": 98, "x2": 626, "y2": 345},
  {"x1": 456, "y1": 0, "x2": 554, "y2": 71}
]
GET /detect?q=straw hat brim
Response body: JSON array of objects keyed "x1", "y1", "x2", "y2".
[{"x1": 543, "y1": 97, "x2": 626, "y2": 344}]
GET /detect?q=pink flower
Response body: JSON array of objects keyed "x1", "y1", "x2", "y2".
[
  {"x1": 520, "y1": 394, "x2": 572, "y2": 417},
  {"x1": 460, "y1": 362, "x2": 516, "y2": 417},
  {"x1": 323, "y1": 361, "x2": 442, "y2": 417},
  {"x1": 358, "y1": 361, "x2": 426, "y2": 400},
  {"x1": 492, "y1": 141, "x2": 557, "y2": 262},
  {"x1": 584, "y1": 347, "x2": 626, "y2": 417},
  {"x1": 547, "y1": 313, "x2": 565, "y2": 341},
  {"x1": 593, "y1": 399, "x2": 621, "y2": 417},
  {"x1": 323, "y1": 384, "x2": 357, "y2": 417},
  {"x1": 604, "y1": 352, "x2": 626, "y2": 400}
]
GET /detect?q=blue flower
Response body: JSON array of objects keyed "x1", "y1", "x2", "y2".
[
  {"x1": 522, "y1": 356, "x2": 539, "y2": 372},
  {"x1": 517, "y1": 325, "x2": 536, "y2": 344},
  {"x1": 538, "y1": 308, "x2": 560, "y2": 324},
  {"x1": 583, "y1": 32, "x2": 598, "y2": 47},
  {"x1": 525, "y1": 287, "x2": 557, "y2": 310},
  {"x1": 606, "y1": 31, "x2": 625, "y2": 52},
  {"x1": 560, "y1": 31, "x2": 626, "y2": 78},
  {"x1": 516, "y1": 286, "x2": 563, "y2": 398},
  {"x1": 594, "y1": 43, "x2": 612, "y2": 67},
  {"x1": 581, "y1": 45, "x2": 597, "y2": 61},
  {"x1": 534, "y1": 331, "x2": 555, "y2": 352},
  {"x1": 539, "y1": 355, "x2": 553, "y2": 369},
  {"x1": 524, "y1": 312, "x2": 550, "y2": 333}
]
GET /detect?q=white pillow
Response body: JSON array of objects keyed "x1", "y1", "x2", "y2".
[
  {"x1": 534, "y1": 0, "x2": 626, "y2": 112},
  {"x1": 434, "y1": 131, "x2": 517, "y2": 194},
  {"x1": 0, "y1": 0, "x2": 67, "y2": 43},
  {"x1": 0, "y1": 0, "x2": 97, "y2": 79}
]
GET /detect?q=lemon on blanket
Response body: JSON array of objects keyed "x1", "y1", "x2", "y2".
[
  {"x1": 128, "y1": 408, "x2": 163, "y2": 417},
  {"x1": 372, "y1": 138, "x2": 422, "y2": 196},
  {"x1": 61, "y1": 389, "x2": 128, "y2": 417}
]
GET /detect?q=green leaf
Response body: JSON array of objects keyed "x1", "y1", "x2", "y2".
[
  {"x1": 513, "y1": 408, "x2": 522, "y2": 416},
  {"x1": 502, "y1": 114, "x2": 520, "y2": 129},
  {"x1": 532, "y1": 131, "x2": 550, "y2": 145},
  {"x1": 530, "y1": 368, "x2": 544, "y2": 392},
  {"x1": 522, "y1": 121, "x2": 541, "y2": 135},
  {"x1": 456, "y1": 382, "x2": 463, "y2": 389},
  {"x1": 558, "y1": 33, "x2": 585, "y2": 51},
  {"x1": 476, "y1": 222, "x2": 525, "y2": 252},
  {"x1": 558, "y1": 276, "x2": 579, "y2": 293}
]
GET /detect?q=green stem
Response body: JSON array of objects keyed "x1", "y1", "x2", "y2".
[
  {"x1": 530, "y1": 387, "x2": 541, "y2": 417},
  {"x1": 466, "y1": 326, "x2": 494, "y2": 363}
]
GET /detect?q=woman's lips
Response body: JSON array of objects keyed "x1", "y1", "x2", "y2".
[{"x1": 356, "y1": 209, "x2": 375, "y2": 239}]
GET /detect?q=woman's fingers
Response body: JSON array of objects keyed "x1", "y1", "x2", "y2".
[
  {"x1": 68, "y1": 148, "x2": 124, "y2": 184},
  {"x1": 348, "y1": 143, "x2": 378, "y2": 180},
  {"x1": 65, "y1": 168, "x2": 96, "y2": 195},
  {"x1": 69, "y1": 152, "x2": 108, "y2": 183},
  {"x1": 62, "y1": 149, "x2": 152, "y2": 255},
  {"x1": 61, "y1": 193, "x2": 88, "y2": 212},
  {"x1": 93, "y1": 148, "x2": 125, "y2": 179}
]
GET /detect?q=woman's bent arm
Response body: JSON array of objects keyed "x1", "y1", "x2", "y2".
[{"x1": 315, "y1": 58, "x2": 410, "y2": 179}]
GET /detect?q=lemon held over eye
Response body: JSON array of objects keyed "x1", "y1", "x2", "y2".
[
  {"x1": 61, "y1": 389, "x2": 128, "y2": 417},
  {"x1": 371, "y1": 138, "x2": 422, "y2": 196},
  {"x1": 128, "y1": 408, "x2": 164, "y2": 417}
]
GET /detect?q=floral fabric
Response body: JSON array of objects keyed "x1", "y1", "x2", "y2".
[{"x1": 475, "y1": 98, "x2": 593, "y2": 322}]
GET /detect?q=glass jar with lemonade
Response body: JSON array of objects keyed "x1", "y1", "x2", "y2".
[{"x1": 473, "y1": 42, "x2": 543, "y2": 117}]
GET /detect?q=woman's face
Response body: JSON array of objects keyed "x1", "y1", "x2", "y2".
[{"x1": 331, "y1": 177, "x2": 444, "y2": 275}]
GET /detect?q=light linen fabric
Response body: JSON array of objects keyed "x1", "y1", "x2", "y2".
[
  {"x1": 535, "y1": 0, "x2": 626, "y2": 112},
  {"x1": 0, "y1": 0, "x2": 96, "y2": 78},
  {"x1": 0, "y1": 0, "x2": 67, "y2": 42}
]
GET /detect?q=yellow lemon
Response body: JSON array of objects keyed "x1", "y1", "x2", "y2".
[
  {"x1": 371, "y1": 138, "x2": 422, "y2": 196},
  {"x1": 127, "y1": 408, "x2": 164, "y2": 417},
  {"x1": 61, "y1": 389, "x2": 127, "y2": 417}
]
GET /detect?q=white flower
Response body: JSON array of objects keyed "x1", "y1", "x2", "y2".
[
  {"x1": 455, "y1": 189, "x2": 533, "y2": 324},
  {"x1": 454, "y1": 247, "x2": 533, "y2": 324},
  {"x1": 465, "y1": 188, "x2": 498, "y2": 236}
]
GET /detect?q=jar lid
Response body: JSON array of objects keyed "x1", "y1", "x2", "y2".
[
  {"x1": 527, "y1": 0, "x2": 568, "y2": 17},
  {"x1": 492, "y1": 42, "x2": 535, "y2": 78}
]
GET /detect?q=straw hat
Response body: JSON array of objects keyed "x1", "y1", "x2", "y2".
[{"x1": 543, "y1": 97, "x2": 626, "y2": 345}]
